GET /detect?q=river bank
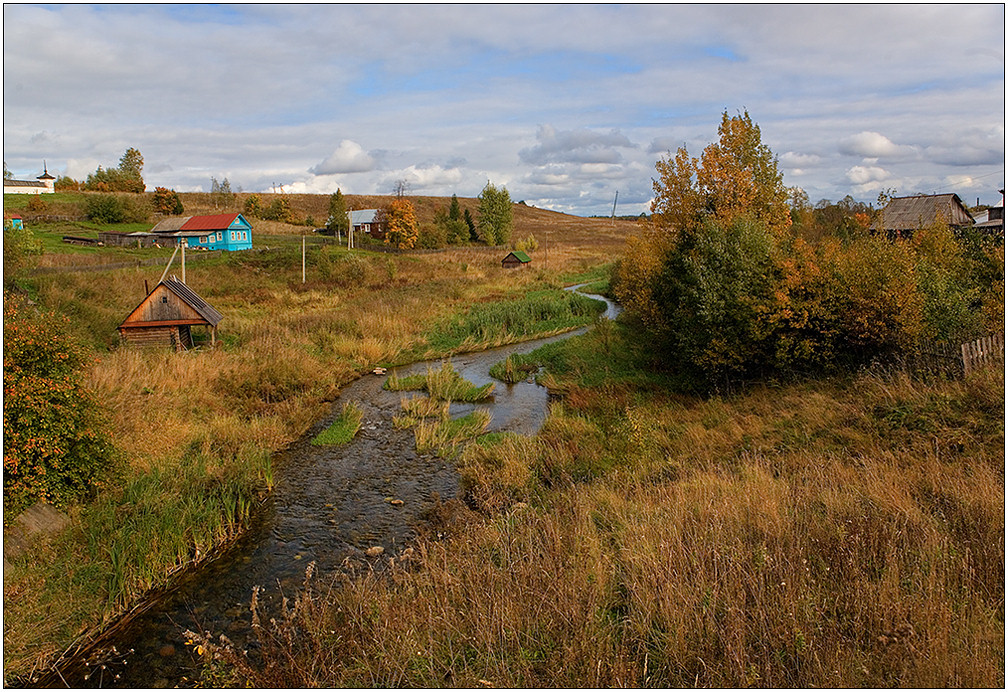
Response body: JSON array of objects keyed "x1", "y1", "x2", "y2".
[{"x1": 15, "y1": 286, "x2": 617, "y2": 688}]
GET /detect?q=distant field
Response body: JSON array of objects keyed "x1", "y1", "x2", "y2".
[{"x1": 8, "y1": 190, "x2": 642, "y2": 271}]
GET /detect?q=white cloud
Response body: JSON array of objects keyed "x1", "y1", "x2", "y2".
[
  {"x1": 780, "y1": 151, "x2": 822, "y2": 168},
  {"x1": 839, "y1": 132, "x2": 918, "y2": 160},
  {"x1": 519, "y1": 125, "x2": 636, "y2": 166},
  {"x1": 387, "y1": 164, "x2": 464, "y2": 192},
  {"x1": 310, "y1": 141, "x2": 376, "y2": 175},
  {"x1": 846, "y1": 165, "x2": 890, "y2": 185},
  {"x1": 2, "y1": 4, "x2": 1003, "y2": 214}
]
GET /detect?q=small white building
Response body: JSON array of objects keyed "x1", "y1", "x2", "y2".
[{"x1": 4, "y1": 164, "x2": 55, "y2": 195}]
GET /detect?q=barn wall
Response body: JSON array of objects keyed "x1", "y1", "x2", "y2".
[
  {"x1": 120, "y1": 326, "x2": 178, "y2": 349},
  {"x1": 121, "y1": 286, "x2": 203, "y2": 326}
]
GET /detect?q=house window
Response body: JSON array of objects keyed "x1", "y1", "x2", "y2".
[
  {"x1": 200, "y1": 236, "x2": 206, "y2": 243},
  {"x1": 231, "y1": 231, "x2": 235, "y2": 241},
  {"x1": 217, "y1": 232, "x2": 222, "y2": 241},
  {"x1": 161, "y1": 296, "x2": 168, "y2": 304}
]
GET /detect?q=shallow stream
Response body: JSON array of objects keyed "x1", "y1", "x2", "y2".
[{"x1": 39, "y1": 287, "x2": 619, "y2": 688}]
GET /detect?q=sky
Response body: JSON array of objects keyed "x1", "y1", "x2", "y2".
[{"x1": 3, "y1": 3, "x2": 1005, "y2": 216}]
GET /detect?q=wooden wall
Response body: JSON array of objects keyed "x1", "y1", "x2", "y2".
[{"x1": 121, "y1": 285, "x2": 203, "y2": 326}]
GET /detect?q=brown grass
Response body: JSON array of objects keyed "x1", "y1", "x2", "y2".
[
  {"x1": 4, "y1": 204, "x2": 630, "y2": 681},
  {"x1": 197, "y1": 365, "x2": 1004, "y2": 688}
]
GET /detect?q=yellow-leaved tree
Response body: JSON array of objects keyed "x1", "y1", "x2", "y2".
[
  {"x1": 383, "y1": 198, "x2": 419, "y2": 250},
  {"x1": 615, "y1": 110, "x2": 792, "y2": 351}
]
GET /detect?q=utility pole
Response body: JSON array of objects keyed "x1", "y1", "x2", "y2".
[
  {"x1": 302, "y1": 234, "x2": 306, "y2": 283},
  {"x1": 347, "y1": 209, "x2": 353, "y2": 249},
  {"x1": 611, "y1": 190, "x2": 619, "y2": 227},
  {"x1": 181, "y1": 240, "x2": 186, "y2": 283}
]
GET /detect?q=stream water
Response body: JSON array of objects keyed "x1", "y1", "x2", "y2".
[{"x1": 37, "y1": 287, "x2": 620, "y2": 688}]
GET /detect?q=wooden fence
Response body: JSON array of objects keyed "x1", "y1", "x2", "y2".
[{"x1": 961, "y1": 333, "x2": 1005, "y2": 376}]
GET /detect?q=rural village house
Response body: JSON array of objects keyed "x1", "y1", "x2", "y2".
[
  {"x1": 117, "y1": 277, "x2": 223, "y2": 351},
  {"x1": 148, "y1": 213, "x2": 254, "y2": 251},
  {"x1": 501, "y1": 250, "x2": 531, "y2": 269},
  {"x1": 350, "y1": 209, "x2": 385, "y2": 239},
  {"x1": 873, "y1": 193, "x2": 975, "y2": 238},
  {"x1": 971, "y1": 189, "x2": 1005, "y2": 235},
  {"x1": 4, "y1": 164, "x2": 55, "y2": 195}
]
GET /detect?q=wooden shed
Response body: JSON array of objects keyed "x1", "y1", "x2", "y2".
[
  {"x1": 117, "y1": 277, "x2": 223, "y2": 351},
  {"x1": 873, "y1": 194, "x2": 974, "y2": 238},
  {"x1": 501, "y1": 250, "x2": 531, "y2": 269}
]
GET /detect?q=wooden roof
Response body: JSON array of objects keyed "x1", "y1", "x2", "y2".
[
  {"x1": 118, "y1": 277, "x2": 223, "y2": 330},
  {"x1": 874, "y1": 194, "x2": 974, "y2": 232}
]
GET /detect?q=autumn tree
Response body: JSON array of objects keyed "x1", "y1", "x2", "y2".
[
  {"x1": 3, "y1": 298, "x2": 115, "y2": 516},
  {"x1": 55, "y1": 175, "x2": 79, "y2": 191},
  {"x1": 477, "y1": 181, "x2": 513, "y2": 245},
  {"x1": 383, "y1": 197, "x2": 419, "y2": 249},
  {"x1": 153, "y1": 187, "x2": 184, "y2": 215}
]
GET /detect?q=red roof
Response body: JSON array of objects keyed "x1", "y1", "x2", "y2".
[{"x1": 179, "y1": 213, "x2": 242, "y2": 232}]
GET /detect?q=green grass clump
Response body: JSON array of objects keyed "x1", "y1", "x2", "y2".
[
  {"x1": 423, "y1": 289, "x2": 604, "y2": 354},
  {"x1": 384, "y1": 362, "x2": 494, "y2": 402},
  {"x1": 312, "y1": 402, "x2": 363, "y2": 446},
  {"x1": 489, "y1": 353, "x2": 540, "y2": 384},
  {"x1": 415, "y1": 410, "x2": 492, "y2": 457}
]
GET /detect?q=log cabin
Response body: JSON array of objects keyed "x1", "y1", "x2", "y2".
[{"x1": 117, "y1": 277, "x2": 223, "y2": 350}]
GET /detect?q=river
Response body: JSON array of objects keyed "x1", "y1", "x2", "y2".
[{"x1": 37, "y1": 286, "x2": 620, "y2": 688}]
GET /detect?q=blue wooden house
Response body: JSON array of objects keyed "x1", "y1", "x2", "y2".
[{"x1": 150, "y1": 213, "x2": 253, "y2": 251}]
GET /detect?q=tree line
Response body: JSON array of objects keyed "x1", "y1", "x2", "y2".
[
  {"x1": 613, "y1": 110, "x2": 1004, "y2": 390},
  {"x1": 316, "y1": 182, "x2": 515, "y2": 250}
]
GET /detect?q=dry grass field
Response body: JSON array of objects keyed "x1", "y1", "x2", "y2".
[
  {"x1": 2, "y1": 195, "x2": 637, "y2": 681},
  {"x1": 5, "y1": 192, "x2": 1002, "y2": 687}
]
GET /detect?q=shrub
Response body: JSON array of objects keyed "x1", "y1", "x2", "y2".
[
  {"x1": 3, "y1": 298, "x2": 115, "y2": 518},
  {"x1": 244, "y1": 193, "x2": 263, "y2": 218},
  {"x1": 515, "y1": 234, "x2": 539, "y2": 254},
  {"x1": 417, "y1": 221, "x2": 446, "y2": 249},
  {"x1": 263, "y1": 197, "x2": 294, "y2": 223},
  {"x1": 153, "y1": 187, "x2": 185, "y2": 215},
  {"x1": 4, "y1": 219, "x2": 42, "y2": 275},
  {"x1": 84, "y1": 194, "x2": 125, "y2": 223},
  {"x1": 26, "y1": 196, "x2": 47, "y2": 213}
]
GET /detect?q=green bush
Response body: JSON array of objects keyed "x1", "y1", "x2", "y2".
[{"x1": 84, "y1": 194, "x2": 125, "y2": 223}]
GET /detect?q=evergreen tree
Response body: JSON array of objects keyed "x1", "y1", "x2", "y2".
[
  {"x1": 326, "y1": 189, "x2": 349, "y2": 236},
  {"x1": 464, "y1": 208, "x2": 478, "y2": 243}
]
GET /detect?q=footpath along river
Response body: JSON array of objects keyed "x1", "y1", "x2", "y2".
[{"x1": 38, "y1": 286, "x2": 620, "y2": 688}]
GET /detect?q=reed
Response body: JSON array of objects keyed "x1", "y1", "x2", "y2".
[
  {"x1": 414, "y1": 410, "x2": 492, "y2": 458},
  {"x1": 201, "y1": 340, "x2": 1003, "y2": 688},
  {"x1": 385, "y1": 362, "x2": 494, "y2": 402}
]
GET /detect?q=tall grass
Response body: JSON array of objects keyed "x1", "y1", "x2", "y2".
[
  {"x1": 194, "y1": 330, "x2": 1004, "y2": 688},
  {"x1": 422, "y1": 289, "x2": 604, "y2": 355},
  {"x1": 5, "y1": 222, "x2": 634, "y2": 681},
  {"x1": 385, "y1": 361, "x2": 494, "y2": 402}
]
